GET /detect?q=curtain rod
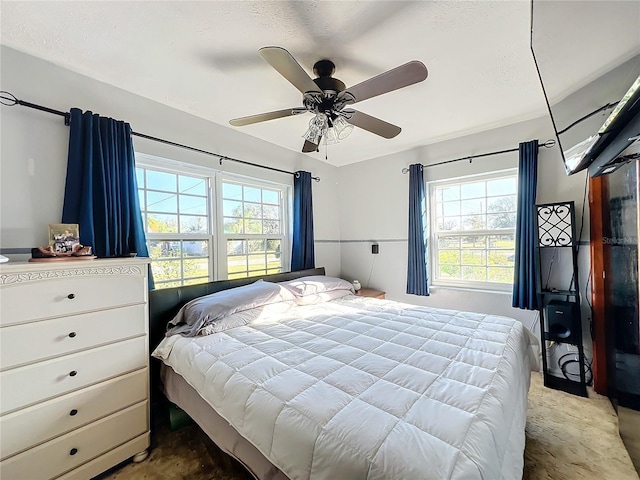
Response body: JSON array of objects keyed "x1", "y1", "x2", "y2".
[
  {"x1": 0, "y1": 91, "x2": 320, "y2": 182},
  {"x1": 401, "y1": 139, "x2": 556, "y2": 173}
]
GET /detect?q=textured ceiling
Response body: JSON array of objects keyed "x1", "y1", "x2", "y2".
[{"x1": 1, "y1": 1, "x2": 638, "y2": 167}]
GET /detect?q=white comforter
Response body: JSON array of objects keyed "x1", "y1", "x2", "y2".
[{"x1": 154, "y1": 296, "x2": 532, "y2": 480}]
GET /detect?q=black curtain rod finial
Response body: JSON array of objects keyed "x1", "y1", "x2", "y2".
[
  {"x1": 1, "y1": 91, "x2": 70, "y2": 124},
  {"x1": 0, "y1": 91, "x2": 18, "y2": 106}
]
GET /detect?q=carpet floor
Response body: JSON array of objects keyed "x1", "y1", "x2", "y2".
[{"x1": 97, "y1": 373, "x2": 639, "y2": 480}]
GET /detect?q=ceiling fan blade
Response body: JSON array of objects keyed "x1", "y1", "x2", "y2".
[
  {"x1": 230, "y1": 108, "x2": 301, "y2": 127},
  {"x1": 340, "y1": 61, "x2": 428, "y2": 105},
  {"x1": 302, "y1": 136, "x2": 321, "y2": 153},
  {"x1": 259, "y1": 46, "x2": 322, "y2": 95},
  {"x1": 302, "y1": 140, "x2": 317, "y2": 153},
  {"x1": 345, "y1": 110, "x2": 402, "y2": 138}
]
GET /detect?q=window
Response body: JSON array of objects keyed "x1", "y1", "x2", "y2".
[
  {"x1": 428, "y1": 170, "x2": 517, "y2": 290},
  {"x1": 137, "y1": 167, "x2": 211, "y2": 289},
  {"x1": 218, "y1": 178, "x2": 287, "y2": 279},
  {"x1": 136, "y1": 156, "x2": 289, "y2": 289}
]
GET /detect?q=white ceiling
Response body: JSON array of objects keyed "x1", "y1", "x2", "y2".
[{"x1": 1, "y1": 1, "x2": 638, "y2": 167}]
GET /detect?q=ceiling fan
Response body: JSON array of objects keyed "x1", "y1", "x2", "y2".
[{"x1": 229, "y1": 47, "x2": 428, "y2": 153}]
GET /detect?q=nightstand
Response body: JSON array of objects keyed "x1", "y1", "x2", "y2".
[{"x1": 356, "y1": 288, "x2": 386, "y2": 299}]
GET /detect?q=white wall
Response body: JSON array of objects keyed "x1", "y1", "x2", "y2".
[
  {"x1": 0, "y1": 46, "x2": 341, "y2": 275},
  {"x1": 337, "y1": 114, "x2": 593, "y2": 361}
]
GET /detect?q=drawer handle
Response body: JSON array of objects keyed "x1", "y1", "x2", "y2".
[
  {"x1": 69, "y1": 370, "x2": 78, "y2": 377},
  {"x1": 68, "y1": 332, "x2": 77, "y2": 338},
  {"x1": 69, "y1": 409, "x2": 78, "y2": 416},
  {"x1": 69, "y1": 448, "x2": 78, "y2": 456},
  {"x1": 67, "y1": 294, "x2": 76, "y2": 300}
]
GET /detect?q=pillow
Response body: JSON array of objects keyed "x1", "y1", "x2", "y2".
[
  {"x1": 198, "y1": 300, "x2": 294, "y2": 336},
  {"x1": 166, "y1": 280, "x2": 296, "y2": 337},
  {"x1": 280, "y1": 275, "x2": 355, "y2": 296},
  {"x1": 280, "y1": 276, "x2": 354, "y2": 304},
  {"x1": 293, "y1": 289, "x2": 353, "y2": 306}
]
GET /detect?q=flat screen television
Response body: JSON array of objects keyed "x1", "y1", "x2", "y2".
[{"x1": 561, "y1": 75, "x2": 640, "y2": 177}]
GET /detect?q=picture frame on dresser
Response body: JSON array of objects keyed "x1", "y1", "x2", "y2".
[
  {"x1": 0, "y1": 258, "x2": 151, "y2": 480},
  {"x1": 48, "y1": 223, "x2": 80, "y2": 254}
]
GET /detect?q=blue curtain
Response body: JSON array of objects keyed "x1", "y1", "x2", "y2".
[
  {"x1": 62, "y1": 108, "x2": 150, "y2": 263},
  {"x1": 407, "y1": 164, "x2": 429, "y2": 296},
  {"x1": 512, "y1": 140, "x2": 539, "y2": 309},
  {"x1": 291, "y1": 171, "x2": 315, "y2": 271}
]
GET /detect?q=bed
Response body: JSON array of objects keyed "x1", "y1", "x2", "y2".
[{"x1": 150, "y1": 268, "x2": 535, "y2": 480}]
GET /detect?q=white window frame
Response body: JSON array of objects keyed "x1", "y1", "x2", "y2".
[
  {"x1": 215, "y1": 172, "x2": 291, "y2": 279},
  {"x1": 136, "y1": 153, "x2": 291, "y2": 287},
  {"x1": 427, "y1": 168, "x2": 518, "y2": 292}
]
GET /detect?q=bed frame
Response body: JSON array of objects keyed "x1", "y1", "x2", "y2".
[{"x1": 148, "y1": 268, "x2": 326, "y2": 400}]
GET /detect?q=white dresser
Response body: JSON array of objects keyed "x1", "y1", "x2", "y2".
[{"x1": 0, "y1": 258, "x2": 151, "y2": 480}]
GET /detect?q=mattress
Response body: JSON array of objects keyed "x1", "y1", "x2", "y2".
[{"x1": 154, "y1": 295, "x2": 533, "y2": 480}]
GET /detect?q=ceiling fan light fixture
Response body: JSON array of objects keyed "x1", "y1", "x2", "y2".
[
  {"x1": 303, "y1": 113, "x2": 353, "y2": 147},
  {"x1": 324, "y1": 127, "x2": 339, "y2": 145},
  {"x1": 332, "y1": 116, "x2": 354, "y2": 140},
  {"x1": 302, "y1": 127, "x2": 321, "y2": 146},
  {"x1": 312, "y1": 113, "x2": 328, "y2": 130},
  {"x1": 303, "y1": 113, "x2": 326, "y2": 145}
]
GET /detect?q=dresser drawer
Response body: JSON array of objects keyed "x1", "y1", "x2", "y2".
[
  {"x1": 0, "y1": 401, "x2": 148, "y2": 480},
  {"x1": 56, "y1": 433, "x2": 149, "y2": 480},
  {"x1": 0, "y1": 369, "x2": 147, "y2": 460},
  {"x1": 1, "y1": 304, "x2": 146, "y2": 370},
  {"x1": 0, "y1": 273, "x2": 146, "y2": 326},
  {"x1": 0, "y1": 337, "x2": 146, "y2": 414}
]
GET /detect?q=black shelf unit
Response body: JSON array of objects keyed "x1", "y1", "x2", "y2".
[{"x1": 536, "y1": 201, "x2": 588, "y2": 397}]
